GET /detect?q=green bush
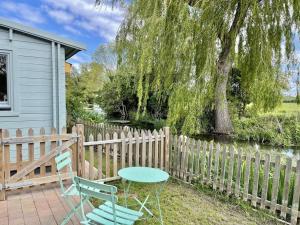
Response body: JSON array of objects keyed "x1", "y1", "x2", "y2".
[
  {"x1": 128, "y1": 111, "x2": 166, "y2": 130},
  {"x1": 233, "y1": 113, "x2": 300, "y2": 146},
  {"x1": 79, "y1": 110, "x2": 106, "y2": 123}
]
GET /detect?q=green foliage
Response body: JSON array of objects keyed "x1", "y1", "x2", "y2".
[
  {"x1": 107, "y1": 0, "x2": 298, "y2": 134},
  {"x1": 129, "y1": 111, "x2": 166, "y2": 130},
  {"x1": 96, "y1": 70, "x2": 138, "y2": 119},
  {"x1": 227, "y1": 68, "x2": 250, "y2": 118},
  {"x1": 233, "y1": 114, "x2": 300, "y2": 146},
  {"x1": 66, "y1": 63, "x2": 106, "y2": 124},
  {"x1": 78, "y1": 62, "x2": 106, "y2": 104}
]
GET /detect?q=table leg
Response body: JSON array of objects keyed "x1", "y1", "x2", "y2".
[
  {"x1": 123, "y1": 180, "x2": 131, "y2": 208},
  {"x1": 134, "y1": 195, "x2": 153, "y2": 216},
  {"x1": 155, "y1": 181, "x2": 167, "y2": 225}
]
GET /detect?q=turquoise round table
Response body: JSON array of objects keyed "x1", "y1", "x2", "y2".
[{"x1": 118, "y1": 167, "x2": 169, "y2": 225}]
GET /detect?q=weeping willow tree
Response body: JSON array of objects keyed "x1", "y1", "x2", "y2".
[{"x1": 97, "y1": 0, "x2": 300, "y2": 134}]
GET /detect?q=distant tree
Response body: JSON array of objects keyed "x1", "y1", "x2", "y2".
[
  {"x1": 97, "y1": 70, "x2": 138, "y2": 119},
  {"x1": 97, "y1": 0, "x2": 298, "y2": 135},
  {"x1": 66, "y1": 62, "x2": 105, "y2": 123},
  {"x1": 78, "y1": 62, "x2": 105, "y2": 105}
]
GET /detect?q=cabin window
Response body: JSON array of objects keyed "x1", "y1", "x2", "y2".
[{"x1": 0, "y1": 52, "x2": 11, "y2": 110}]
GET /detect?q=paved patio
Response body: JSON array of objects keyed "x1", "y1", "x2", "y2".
[{"x1": 0, "y1": 183, "x2": 86, "y2": 225}]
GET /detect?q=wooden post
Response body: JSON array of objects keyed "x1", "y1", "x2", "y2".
[
  {"x1": 40, "y1": 128, "x2": 46, "y2": 177},
  {"x1": 148, "y1": 130, "x2": 153, "y2": 168},
  {"x1": 134, "y1": 131, "x2": 140, "y2": 166},
  {"x1": 16, "y1": 129, "x2": 22, "y2": 174},
  {"x1": 213, "y1": 143, "x2": 220, "y2": 190},
  {"x1": 159, "y1": 129, "x2": 164, "y2": 170},
  {"x1": 141, "y1": 131, "x2": 146, "y2": 167},
  {"x1": 163, "y1": 127, "x2": 170, "y2": 172},
  {"x1": 261, "y1": 153, "x2": 270, "y2": 209},
  {"x1": 201, "y1": 141, "x2": 207, "y2": 184},
  {"x1": 235, "y1": 148, "x2": 242, "y2": 198},
  {"x1": 76, "y1": 124, "x2": 85, "y2": 177},
  {"x1": 128, "y1": 132, "x2": 133, "y2": 167},
  {"x1": 105, "y1": 133, "x2": 110, "y2": 178},
  {"x1": 0, "y1": 129, "x2": 5, "y2": 200},
  {"x1": 89, "y1": 135, "x2": 94, "y2": 180},
  {"x1": 243, "y1": 153, "x2": 251, "y2": 201},
  {"x1": 280, "y1": 157, "x2": 292, "y2": 219},
  {"x1": 220, "y1": 145, "x2": 226, "y2": 191},
  {"x1": 97, "y1": 133, "x2": 103, "y2": 179},
  {"x1": 71, "y1": 126, "x2": 77, "y2": 172},
  {"x1": 252, "y1": 150, "x2": 260, "y2": 207},
  {"x1": 195, "y1": 140, "x2": 201, "y2": 177},
  {"x1": 270, "y1": 154, "x2": 281, "y2": 213},
  {"x1": 113, "y1": 132, "x2": 118, "y2": 177},
  {"x1": 291, "y1": 160, "x2": 300, "y2": 225},
  {"x1": 28, "y1": 129, "x2": 34, "y2": 178},
  {"x1": 226, "y1": 146, "x2": 235, "y2": 195},
  {"x1": 50, "y1": 128, "x2": 57, "y2": 175},
  {"x1": 207, "y1": 141, "x2": 213, "y2": 184}
]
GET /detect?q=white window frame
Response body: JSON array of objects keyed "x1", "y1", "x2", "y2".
[{"x1": 0, "y1": 50, "x2": 13, "y2": 112}]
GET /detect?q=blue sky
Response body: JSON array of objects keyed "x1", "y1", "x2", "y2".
[{"x1": 0, "y1": 0, "x2": 125, "y2": 68}]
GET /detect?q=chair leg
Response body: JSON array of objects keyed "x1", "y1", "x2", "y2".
[{"x1": 61, "y1": 196, "x2": 89, "y2": 225}]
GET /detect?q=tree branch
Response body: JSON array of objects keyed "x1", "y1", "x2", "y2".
[{"x1": 219, "y1": 1, "x2": 250, "y2": 61}]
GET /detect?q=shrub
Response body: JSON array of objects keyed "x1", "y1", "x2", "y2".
[{"x1": 233, "y1": 114, "x2": 300, "y2": 146}]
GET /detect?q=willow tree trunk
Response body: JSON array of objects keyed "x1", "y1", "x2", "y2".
[{"x1": 214, "y1": 56, "x2": 233, "y2": 134}]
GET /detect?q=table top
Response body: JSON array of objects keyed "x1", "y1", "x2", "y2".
[{"x1": 118, "y1": 167, "x2": 169, "y2": 183}]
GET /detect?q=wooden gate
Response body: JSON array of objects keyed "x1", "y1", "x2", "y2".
[{"x1": 0, "y1": 124, "x2": 85, "y2": 200}]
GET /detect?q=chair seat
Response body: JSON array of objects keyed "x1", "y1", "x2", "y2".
[{"x1": 86, "y1": 201, "x2": 143, "y2": 225}]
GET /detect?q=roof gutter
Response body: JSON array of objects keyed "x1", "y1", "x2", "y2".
[{"x1": 0, "y1": 18, "x2": 86, "y2": 51}]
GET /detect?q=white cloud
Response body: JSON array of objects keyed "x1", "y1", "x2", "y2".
[
  {"x1": 1, "y1": 1, "x2": 45, "y2": 25},
  {"x1": 46, "y1": 8, "x2": 74, "y2": 24},
  {"x1": 64, "y1": 25, "x2": 82, "y2": 35},
  {"x1": 42, "y1": 0, "x2": 125, "y2": 42}
]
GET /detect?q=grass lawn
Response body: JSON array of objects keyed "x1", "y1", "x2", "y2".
[
  {"x1": 273, "y1": 102, "x2": 300, "y2": 115},
  {"x1": 92, "y1": 179, "x2": 281, "y2": 225}
]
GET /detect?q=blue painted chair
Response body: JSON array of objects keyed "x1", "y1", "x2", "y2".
[
  {"x1": 55, "y1": 151, "x2": 95, "y2": 225},
  {"x1": 74, "y1": 176, "x2": 143, "y2": 225}
]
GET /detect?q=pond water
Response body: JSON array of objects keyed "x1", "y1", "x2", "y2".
[{"x1": 194, "y1": 134, "x2": 300, "y2": 159}]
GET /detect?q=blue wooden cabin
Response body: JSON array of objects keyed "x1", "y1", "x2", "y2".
[{"x1": 0, "y1": 18, "x2": 85, "y2": 135}]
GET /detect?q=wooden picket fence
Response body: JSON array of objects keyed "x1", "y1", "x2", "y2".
[
  {"x1": 82, "y1": 127, "x2": 170, "y2": 181},
  {"x1": 169, "y1": 135, "x2": 300, "y2": 225}
]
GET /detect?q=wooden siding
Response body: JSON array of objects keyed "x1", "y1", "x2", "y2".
[
  {"x1": 0, "y1": 28, "x2": 66, "y2": 134},
  {"x1": 0, "y1": 28, "x2": 67, "y2": 160}
]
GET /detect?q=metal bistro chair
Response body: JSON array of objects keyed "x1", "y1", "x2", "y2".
[
  {"x1": 55, "y1": 151, "x2": 96, "y2": 225},
  {"x1": 74, "y1": 176, "x2": 143, "y2": 225}
]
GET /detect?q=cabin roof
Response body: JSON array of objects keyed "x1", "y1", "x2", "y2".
[{"x1": 0, "y1": 18, "x2": 86, "y2": 59}]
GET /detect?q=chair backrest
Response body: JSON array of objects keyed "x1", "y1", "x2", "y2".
[
  {"x1": 74, "y1": 176, "x2": 118, "y2": 203},
  {"x1": 74, "y1": 176, "x2": 118, "y2": 224},
  {"x1": 55, "y1": 151, "x2": 73, "y2": 172},
  {"x1": 55, "y1": 151, "x2": 75, "y2": 192}
]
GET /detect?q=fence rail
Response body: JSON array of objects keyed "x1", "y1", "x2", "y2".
[{"x1": 169, "y1": 135, "x2": 300, "y2": 224}]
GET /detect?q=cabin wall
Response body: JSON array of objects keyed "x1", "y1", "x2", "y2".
[{"x1": 0, "y1": 27, "x2": 66, "y2": 137}]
